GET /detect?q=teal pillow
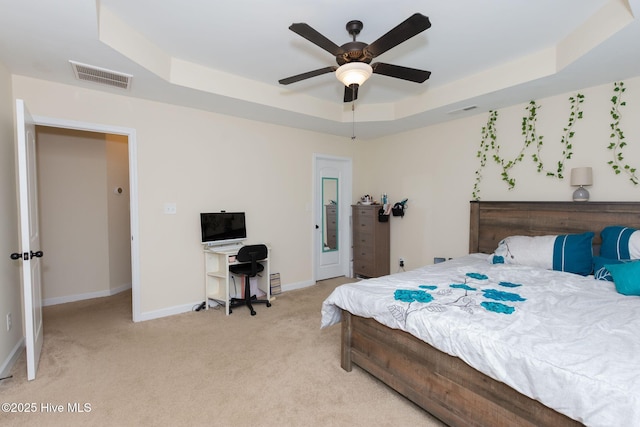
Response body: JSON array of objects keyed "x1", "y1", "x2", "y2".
[
  {"x1": 552, "y1": 232, "x2": 594, "y2": 276},
  {"x1": 605, "y1": 261, "x2": 640, "y2": 296},
  {"x1": 600, "y1": 226, "x2": 640, "y2": 260}
]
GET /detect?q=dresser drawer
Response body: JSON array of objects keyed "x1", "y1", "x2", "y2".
[
  {"x1": 352, "y1": 231, "x2": 374, "y2": 247},
  {"x1": 353, "y1": 214, "x2": 374, "y2": 230},
  {"x1": 352, "y1": 244, "x2": 375, "y2": 262},
  {"x1": 354, "y1": 206, "x2": 376, "y2": 218},
  {"x1": 353, "y1": 260, "x2": 377, "y2": 276}
]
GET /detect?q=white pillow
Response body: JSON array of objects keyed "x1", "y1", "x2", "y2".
[
  {"x1": 488, "y1": 232, "x2": 594, "y2": 276},
  {"x1": 488, "y1": 235, "x2": 556, "y2": 270}
]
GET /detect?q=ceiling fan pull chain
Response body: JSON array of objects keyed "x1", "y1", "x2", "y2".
[{"x1": 351, "y1": 102, "x2": 356, "y2": 140}]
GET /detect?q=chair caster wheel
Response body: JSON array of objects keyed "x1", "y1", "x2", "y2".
[
  {"x1": 266, "y1": 302, "x2": 271, "y2": 307},
  {"x1": 251, "y1": 310, "x2": 256, "y2": 316}
]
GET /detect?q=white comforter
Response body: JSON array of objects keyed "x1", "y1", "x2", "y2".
[{"x1": 321, "y1": 254, "x2": 640, "y2": 427}]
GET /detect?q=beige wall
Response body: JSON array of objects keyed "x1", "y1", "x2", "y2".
[
  {"x1": 8, "y1": 73, "x2": 640, "y2": 322},
  {"x1": 0, "y1": 63, "x2": 22, "y2": 375},
  {"x1": 363, "y1": 77, "x2": 640, "y2": 270},
  {"x1": 106, "y1": 134, "x2": 131, "y2": 293},
  {"x1": 12, "y1": 75, "x2": 359, "y2": 317},
  {"x1": 36, "y1": 127, "x2": 130, "y2": 304}
]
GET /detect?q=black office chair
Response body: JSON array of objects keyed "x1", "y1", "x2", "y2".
[{"x1": 229, "y1": 244, "x2": 271, "y2": 316}]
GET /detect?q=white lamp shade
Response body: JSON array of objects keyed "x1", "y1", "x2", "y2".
[
  {"x1": 335, "y1": 62, "x2": 373, "y2": 87},
  {"x1": 570, "y1": 167, "x2": 593, "y2": 187}
]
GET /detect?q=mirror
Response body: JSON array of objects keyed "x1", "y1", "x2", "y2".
[{"x1": 322, "y1": 177, "x2": 338, "y2": 252}]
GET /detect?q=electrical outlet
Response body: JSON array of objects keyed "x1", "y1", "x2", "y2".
[
  {"x1": 6, "y1": 313, "x2": 11, "y2": 332},
  {"x1": 399, "y1": 257, "x2": 405, "y2": 267},
  {"x1": 163, "y1": 203, "x2": 177, "y2": 215}
]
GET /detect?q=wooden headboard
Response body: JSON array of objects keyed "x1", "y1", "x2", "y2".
[{"x1": 469, "y1": 201, "x2": 640, "y2": 254}]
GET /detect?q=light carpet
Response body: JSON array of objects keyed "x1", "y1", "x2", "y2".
[{"x1": 0, "y1": 277, "x2": 444, "y2": 427}]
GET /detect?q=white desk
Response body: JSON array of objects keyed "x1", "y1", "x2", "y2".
[{"x1": 203, "y1": 244, "x2": 271, "y2": 315}]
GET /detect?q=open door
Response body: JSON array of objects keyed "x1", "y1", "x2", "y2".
[{"x1": 14, "y1": 99, "x2": 44, "y2": 380}]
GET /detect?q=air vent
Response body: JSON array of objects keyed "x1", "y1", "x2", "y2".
[{"x1": 69, "y1": 60, "x2": 132, "y2": 90}]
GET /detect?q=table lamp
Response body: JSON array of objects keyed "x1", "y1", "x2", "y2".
[{"x1": 570, "y1": 167, "x2": 592, "y2": 202}]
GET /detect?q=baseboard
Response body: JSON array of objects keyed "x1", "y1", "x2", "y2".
[
  {"x1": 137, "y1": 302, "x2": 201, "y2": 322},
  {"x1": 137, "y1": 279, "x2": 315, "y2": 322},
  {"x1": 43, "y1": 283, "x2": 132, "y2": 307},
  {"x1": 0, "y1": 337, "x2": 24, "y2": 379},
  {"x1": 281, "y1": 279, "x2": 315, "y2": 292}
]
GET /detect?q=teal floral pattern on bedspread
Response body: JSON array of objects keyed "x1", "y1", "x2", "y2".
[{"x1": 390, "y1": 271, "x2": 526, "y2": 324}]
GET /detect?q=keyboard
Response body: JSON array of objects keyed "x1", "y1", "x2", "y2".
[{"x1": 208, "y1": 244, "x2": 243, "y2": 253}]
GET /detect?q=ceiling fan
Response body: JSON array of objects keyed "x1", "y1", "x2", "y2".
[{"x1": 278, "y1": 13, "x2": 432, "y2": 102}]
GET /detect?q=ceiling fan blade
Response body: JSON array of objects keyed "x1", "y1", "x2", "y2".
[
  {"x1": 364, "y1": 13, "x2": 431, "y2": 58},
  {"x1": 344, "y1": 84, "x2": 358, "y2": 103},
  {"x1": 371, "y1": 62, "x2": 431, "y2": 83},
  {"x1": 289, "y1": 23, "x2": 344, "y2": 56},
  {"x1": 278, "y1": 66, "x2": 337, "y2": 85}
]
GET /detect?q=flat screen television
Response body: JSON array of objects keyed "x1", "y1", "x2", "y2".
[{"x1": 200, "y1": 212, "x2": 247, "y2": 246}]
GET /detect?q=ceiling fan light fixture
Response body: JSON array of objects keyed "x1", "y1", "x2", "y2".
[{"x1": 335, "y1": 62, "x2": 373, "y2": 87}]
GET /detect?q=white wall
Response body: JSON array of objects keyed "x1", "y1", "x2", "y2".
[
  {"x1": 0, "y1": 63, "x2": 23, "y2": 376},
  {"x1": 12, "y1": 75, "x2": 359, "y2": 318},
  {"x1": 367, "y1": 77, "x2": 640, "y2": 270}
]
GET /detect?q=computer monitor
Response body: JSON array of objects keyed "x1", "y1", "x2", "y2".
[{"x1": 200, "y1": 212, "x2": 247, "y2": 247}]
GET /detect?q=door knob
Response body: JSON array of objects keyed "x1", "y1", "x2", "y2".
[{"x1": 9, "y1": 250, "x2": 43, "y2": 260}]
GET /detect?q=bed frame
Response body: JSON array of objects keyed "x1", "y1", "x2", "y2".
[{"x1": 341, "y1": 201, "x2": 640, "y2": 427}]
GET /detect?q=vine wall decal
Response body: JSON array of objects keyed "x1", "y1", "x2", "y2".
[
  {"x1": 608, "y1": 81, "x2": 638, "y2": 185},
  {"x1": 472, "y1": 93, "x2": 584, "y2": 200},
  {"x1": 527, "y1": 94, "x2": 584, "y2": 179},
  {"x1": 472, "y1": 110, "x2": 497, "y2": 200}
]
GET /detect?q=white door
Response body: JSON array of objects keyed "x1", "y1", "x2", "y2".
[
  {"x1": 15, "y1": 99, "x2": 44, "y2": 381},
  {"x1": 314, "y1": 155, "x2": 352, "y2": 281}
]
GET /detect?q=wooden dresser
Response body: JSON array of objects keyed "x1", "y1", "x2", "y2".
[{"x1": 351, "y1": 204, "x2": 390, "y2": 278}]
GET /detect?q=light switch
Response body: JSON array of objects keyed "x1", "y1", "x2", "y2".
[{"x1": 164, "y1": 203, "x2": 177, "y2": 214}]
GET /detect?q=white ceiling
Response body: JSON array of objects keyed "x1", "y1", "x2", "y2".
[{"x1": 1, "y1": 0, "x2": 639, "y2": 139}]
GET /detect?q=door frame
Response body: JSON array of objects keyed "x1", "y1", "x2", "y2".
[
  {"x1": 31, "y1": 114, "x2": 141, "y2": 322},
  {"x1": 312, "y1": 153, "x2": 352, "y2": 281}
]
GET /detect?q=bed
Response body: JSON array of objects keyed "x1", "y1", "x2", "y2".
[{"x1": 321, "y1": 201, "x2": 640, "y2": 427}]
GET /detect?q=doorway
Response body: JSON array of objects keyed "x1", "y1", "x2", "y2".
[
  {"x1": 36, "y1": 127, "x2": 131, "y2": 307},
  {"x1": 29, "y1": 113, "x2": 140, "y2": 321},
  {"x1": 313, "y1": 154, "x2": 352, "y2": 281}
]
